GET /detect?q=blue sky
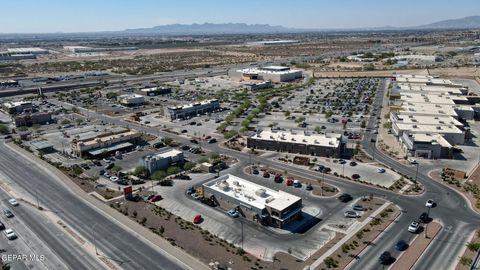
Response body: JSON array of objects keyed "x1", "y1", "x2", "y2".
[{"x1": 1, "y1": 0, "x2": 479, "y2": 33}]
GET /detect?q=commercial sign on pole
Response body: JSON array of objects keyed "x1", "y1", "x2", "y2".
[{"x1": 124, "y1": 186, "x2": 133, "y2": 199}]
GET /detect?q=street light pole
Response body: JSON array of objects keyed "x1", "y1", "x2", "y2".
[{"x1": 91, "y1": 223, "x2": 99, "y2": 255}]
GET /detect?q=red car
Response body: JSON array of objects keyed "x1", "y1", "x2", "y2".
[
  {"x1": 286, "y1": 178, "x2": 294, "y2": 186},
  {"x1": 149, "y1": 195, "x2": 163, "y2": 202},
  {"x1": 193, "y1": 215, "x2": 202, "y2": 224}
]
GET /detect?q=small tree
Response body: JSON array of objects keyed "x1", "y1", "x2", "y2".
[
  {"x1": 134, "y1": 166, "x2": 147, "y2": 177},
  {"x1": 167, "y1": 166, "x2": 181, "y2": 175},
  {"x1": 111, "y1": 165, "x2": 122, "y2": 173},
  {"x1": 151, "y1": 170, "x2": 167, "y2": 180},
  {"x1": 0, "y1": 124, "x2": 9, "y2": 134},
  {"x1": 183, "y1": 161, "x2": 196, "y2": 170}
]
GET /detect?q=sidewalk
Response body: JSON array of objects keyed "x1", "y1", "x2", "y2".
[
  {"x1": 5, "y1": 141, "x2": 209, "y2": 270},
  {"x1": 305, "y1": 202, "x2": 392, "y2": 270}
]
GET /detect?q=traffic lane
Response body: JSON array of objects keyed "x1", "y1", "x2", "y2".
[
  {"x1": 0, "y1": 143, "x2": 186, "y2": 270},
  {"x1": 3, "y1": 198, "x2": 104, "y2": 270}
]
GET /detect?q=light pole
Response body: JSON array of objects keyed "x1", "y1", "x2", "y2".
[
  {"x1": 414, "y1": 163, "x2": 420, "y2": 187},
  {"x1": 91, "y1": 223, "x2": 99, "y2": 255}
]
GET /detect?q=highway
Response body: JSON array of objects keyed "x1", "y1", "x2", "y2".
[{"x1": 0, "y1": 141, "x2": 191, "y2": 270}]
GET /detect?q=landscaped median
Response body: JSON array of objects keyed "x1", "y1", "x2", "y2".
[
  {"x1": 307, "y1": 201, "x2": 401, "y2": 270},
  {"x1": 390, "y1": 222, "x2": 442, "y2": 270},
  {"x1": 455, "y1": 230, "x2": 480, "y2": 270}
]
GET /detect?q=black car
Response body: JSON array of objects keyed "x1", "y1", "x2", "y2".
[
  {"x1": 379, "y1": 251, "x2": 393, "y2": 265},
  {"x1": 306, "y1": 184, "x2": 313, "y2": 191},
  {"x1": 0, "y1": 221, "x2": 4, "y2": 230},
  {"x1": 349, "y1": 161, "x2": 357, "y2": 166},
  {"x1": 419, "y1": 212, "x2": 429, "y2": 223},
  {"x1": 252, "y1": 168, "x2": 259, "y2": 175},
  {"x1": 395, "y1": 240, "x2": 408, "y2": 251},
  {"x1": 186, "y1": 187, "x2": 195, "y2": 195},
  {"x1": 338, "y1": 193, "x2": 353, "y2": 203}
]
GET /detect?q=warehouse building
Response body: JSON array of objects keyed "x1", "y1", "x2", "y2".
[
  {"x1": 139, "y1": 87, "x2": 172, "y2": 96},
  {"x1": 0, "y1": 52, "x2": 36, "y2": 61},
  {"x1": 139, "y1": 149, "x2": 184, "y2": 174},
  {"x1": 203, "y1": 174, "x2": 302, "y2": 228},
  {"x1": 228, "y1": 66, "x2": 302, "y2": 82},
  {"x1": 71, "y1": 129, "x2": 142, "y2": 158},
  {"x1": 64, "y1": 46, "x2": 138, "y2": 53},
  {"x1": 7, "y1": 48, "x2": 49, "y2": 55},
  {"x1": 166, "y1": 99, "x2": 220, "y2": 120},
  {"x1": 118, "y1": 94, "x2": 145, "y2": 106},
  {"x1": 247, "y1": 130, "x2": 342, "y2": 157}
]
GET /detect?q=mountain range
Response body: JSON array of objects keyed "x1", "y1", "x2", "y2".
[{"x1": 123, "y1": 16, "x2": 480, "y2": 35}]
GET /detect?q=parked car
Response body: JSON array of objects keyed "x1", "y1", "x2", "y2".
[
  {"x1": 293, "y1": 180, "x2": 301, "y2": 188},
  {"x1": 208, "y1": 138, "x2": 217, "y2": 143},
  {"x1": 338, "y1": 159, "x2": 346, "y2": 164},
  {"x1": 395, "y1": 240, "x2": 409, "y2": 251},
  {"x1": 286, "y1": 178, "x2": 294, "y2": 186},
  {"x1": 110, "y1": 176, "x2": 119, "y2": 182},
  {"x1": 149, "y1": 195, "x2": 163, "y2": 202},
  {"x1": 263, "y1": 171, "x2": 270, "y2": 178},
  {"x1": 338, "y1": 193, "x2": 353, "y2": 203},
  {"x1": 103, "y1": 172, "x2": 111, "y2": 178},
  {"x1": 8, "y1": 199, "x2": 19, "y2": 206},
  {"x1": 3, "y1": 209, "x2": 13, "y2": 218},
  {"x1": 252, "y1": 168, "x2": 259, "y2": 175},
  {"x1": 306, "y1": 184, "x2": 313, "y2": 191},
  {"x1": 274, "y1": 174, "x2": 283, "y2": 183},
  {"x1": 377, "y1": 168, "x2": 386, "y2": 173},
  {"x1": 351, "y1": 174, "x2": 360, "y2": 180},
  {"x1": 352, "y1": 204, "x2": 364, "y2": 211},
  {"x1": 425, "y1": 199, "x2": 435, "y2": 208},
  {"x1": 349, "y1": 161, "x2": 357, "y2": 166},
  {"x1": 344, "y1": 211, "x2": 360, "y2": 218},
  {"x1": 186, "y1": 187, "x2": 195, "y2": 195},
  {"x1": 227, "y1": 210, "x2": 239, "y2": 218},
  {"x1": 0, "y1": 222, "x2": 4, "y2": 230},
  {"x1": 4, "y1": 229, "x2": 17, "y2": 240},
  {"x1": 408, "y1": 221, "x2": 420, "y2": 233},
  {"x1": 193, "y1": 215, "x2": 202, "y2": 224}
]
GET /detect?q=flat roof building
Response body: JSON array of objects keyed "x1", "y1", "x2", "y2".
[
  {"x1": 139, "y1": 149, "x2": 184, "y2": 174},
  {"x1": 166, "y1": 99, "x2": 220, "y2": 120},
  {"x1": 118, "y1": 94, "x2": 145, "y2": 106},
  {"x1": 139, "y1": 87, "x2": 172, "y2": 96},
  {"x1": 71, "y1": 129, "x2": 141, "y2": 157},
  {"x1": 203, "y1": 174, "x2": 302, "y2": 228},
  {"x1": 2, "y1": 101, "x2": 34, "y2": 114},
  {"x1": 400, "y1": 132, "x2": 453, "y2": 159},
  {"x1": 7, "y1": 48, "x2": 49, "y2": 55},
  {"x1": 247, "y1": 130, "x2": 342, "y2": 157},
  {"x1": 229, "y1": 66, "x2": 302, "y2": 82}
]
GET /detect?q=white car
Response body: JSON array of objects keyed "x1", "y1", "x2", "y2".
[
  {"x1": 408, "y1": 158, "x2": 418, "y2": 164},
  {"x1": 8, "y1": 199, "x2": 19, "y2": 206},
  {"x1": 109, "y1": 176, "x2": 119, "y2": 182},
  {"x1": 344, "y1": 211, "x2": 360, "y2": 218},
  {"x1": 408, "y1": 221, "x2": 420, "y2": 233},
  {"x1": 103, "y1": 172, "x2": 111, "y2": 178},
  {"x1": 425, "y1": 199, "x2": 434, "y2": 208},
  {"x1": 4, "y1": 229, "x2": 17, "y2": 240},
  {"x1": 377, "y1": 168, "x2": 386, "y2": 173}
]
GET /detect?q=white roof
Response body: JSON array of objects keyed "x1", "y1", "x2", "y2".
[
  {"x1": 394, "y1": 113, "x2": 462, "y2": 127},
  {"x1": 395, "y1": 123, "x2": 463, "y2": 134},
  {"x1": 118, "y1": 93, "x2": 143, "y2": 99},
  {"x1": 154, "y1": 149, "x2": 183, "y2": 159},
  {"x1": 236, "y1": 67, "x2": 300, "y2": 75},
  {"x1": 204, "y1": 174, "x2": 301, "y2": 211},
  {"x1": 251, "y1": 130, "x2": 341, "y2": 148},
  {"x1": 409, "y1": 133, "x2": 452, "y2": 147}
]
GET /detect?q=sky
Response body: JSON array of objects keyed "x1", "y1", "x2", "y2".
[{"x1": 1, "y1": 0, "x2": 479, "y2": 33}]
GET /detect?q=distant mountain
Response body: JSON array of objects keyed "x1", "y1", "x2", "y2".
[
  {"x1": 416, "y1": 16, "x2": 480, "y2": 29},
  {"x1": 124, "y1": 23, "x2": 294, "y2": 34}
]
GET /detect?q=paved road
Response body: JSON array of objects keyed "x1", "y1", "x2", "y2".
[
  {"x1": 0, "y1": 142, "x2": 189, "y2": 270},
  {"x1": 49, "y1": 78, "x2": 480, "y2": 269},
  {"x1": 355, "y1": 79, "x2": 480, "y2": 270},
  {"x1": 0, "y1": 186, "x2": 100, "y2": 270}
]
